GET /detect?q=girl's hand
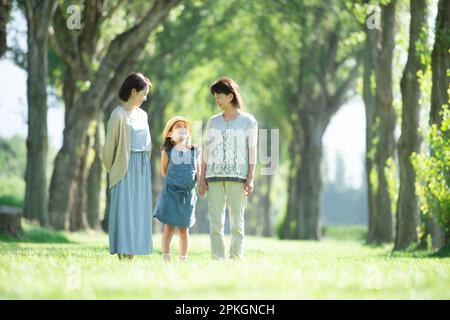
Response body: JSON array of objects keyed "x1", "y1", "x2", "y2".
[{"x1": 244, "y1": 178, "x2": 254, "y2": 196}]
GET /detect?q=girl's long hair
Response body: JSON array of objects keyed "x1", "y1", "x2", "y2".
[{"x1": 160, "y1": 137, "x2": 198, "y2": 153}]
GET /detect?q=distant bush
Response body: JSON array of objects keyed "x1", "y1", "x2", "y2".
[
  {"x1": 0, "y1": 135, "x2": 26, "y2": 177},
  {"x1": 0, "y1": 175, "x2": 25, "y2": 208},
  {"x1": 322, "y1": 225, "x2": 367, "y2": 241},
  {"x1": 0, "y1": 221, "x2": 71, "y2": 243},
  {"x1": 0, "y1": 135, "x2": 26, "y2": 208}
]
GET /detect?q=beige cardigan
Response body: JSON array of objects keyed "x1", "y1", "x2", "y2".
[{"x1": 102, "y1": 106, "x2": 151, "y2": 188}]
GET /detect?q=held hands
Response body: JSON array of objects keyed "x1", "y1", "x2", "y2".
[{"x1": 199, "y1": 176, "x2": 208, "y2": 197}]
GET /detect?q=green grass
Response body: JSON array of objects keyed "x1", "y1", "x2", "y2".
[{"x1": 0, "y1": 223, "x2": 449, "y2": 299}]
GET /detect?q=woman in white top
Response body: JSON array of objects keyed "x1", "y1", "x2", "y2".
[{"x1": 200, "y1": 77, "x2": 258, "y2": 260}]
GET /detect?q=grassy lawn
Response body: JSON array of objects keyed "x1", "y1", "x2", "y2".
[{"x1": 0, "y1": 223, "x2": 449, "y2": 299}]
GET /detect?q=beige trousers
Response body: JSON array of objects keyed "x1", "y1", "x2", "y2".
[{"x1": 207, "y1": 181, "x2": 247, "y2": 260}]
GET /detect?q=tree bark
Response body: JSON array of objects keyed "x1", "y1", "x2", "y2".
[
  {"x1": 22, "y1": 0, "x2": 56, "y2": 227},
  {"x1": 262, "y1": 173, "x2": 273, "y2": 237},
  {"x1": 146, "y1": 91, "x2": 166, "y2": 236},
  {"x1": 0, "y1": 0, "x2": 12, "y2": 57},
  {"x1": 394, "y1": 0, "x2": 428, "y2": 251},
  {"x1": 368, "y1": 1, "x2": 396, "y2": 244},
  {"x1": 0, "y1": 206, "x2": 23, "y2": 237},
  {"x1": 363, "y1": 8, "x2": 379, "y2": 243},
  {"x1": 429, "y1": 0, "x2": 450, "y2": 129},
  {"x1": 280, "y1": 126, "x2": 301, "y2": 239},
  {"x1": 69, "y1": 132, "x2": 91, "y2": 231},
  {"x1": 48, "y1": 0, "x2": 181, "y2": 230},
  {"x1": 100, "y1": 103, "x2": 116, "y2": 232},
  {"x1": 86, "y1": 112, "x2": 104, "y2": 230},
  {"x1": 281, "y1": 30, "x2": 360, "y2": 240},
  {"x1": 421, "y1": 0, "x2": 449, "y2": 248},
  {"x1": 294, "y1": 111, "x2": 327, "y2": 240}
]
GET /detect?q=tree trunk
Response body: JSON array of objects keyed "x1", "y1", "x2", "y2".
[
  {"x1": 147, "y1": 94, "x2": 165, "y2": 206},
  {"x1": 69, "y1": 132, "x2": 91, "y2": 231},
  {"x1": 280, "y1": 130, "x2": 301, "y2": 239},
  {"x1": 144, "y1": 90, "x2": 166, "y2": 235},
  {"x1": 421, "y1": 0, "x2": 449, "y2": 248},
  {"x1": 262, "y1": 173, "x2": 273, "y2": 237},
  {"x1": 394, "y1": 0, "x2": 428, "y2": 251},
  {"x1": 0, "y1": 206, "x2": 23, "y2": 237},
  {"x1": 368, "y1": 2, "x2": 396, "y2": 244},
  {"x1": 48, "y1": 0, "x2": 180, "y2": 230},
  {"x1": 22, "y1": 0, "x2": 55, "y2": 227},
  {"x1": 86, "y1": 112, "x2": 104, "y2": 230},
  {"x1": 101, "y1": 104, "x2": 115, "y2": 232},
  {"x1": 0, "y1": 0, "x2": 12, "y2": 57},
  {"x1": 295, "y1": 112, "x2": 326, "y2": 240},
  {"x1": 429, "y1": 0, "x2": 450, "y2": 129},
  {"x1": 363, "y1": 9, "x2": 379, "y2": 243},
  {"x1": 276, "y1": 3, "x2": 361, "y2": 240},
  {"x1": 62, "y1": 70, "x2": 80, "y2": 126},
  {"x1": 48, "y1": 101, "x2": 95, "y2": 229}
]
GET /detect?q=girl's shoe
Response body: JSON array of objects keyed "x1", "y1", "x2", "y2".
[
  {"x1": 179, "y1": 255, "x2": 188, "y2": 262},
  {"x1": 162, "y1": 253, "x2": 171, "y2": 262}
]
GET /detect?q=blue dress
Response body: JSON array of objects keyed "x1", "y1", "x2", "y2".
[
  {"x1": 154, "y1": 147, "x2": 199, "y2": 228},
  {"x1": 108, "y1": 108, "x2": 152, "y2": 255}
]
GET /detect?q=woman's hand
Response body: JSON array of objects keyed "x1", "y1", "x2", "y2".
[
  {"x1": 199, "y1": 176, "x2": 208, "y2": 197},
  {"x1": 244, "y1": 177, "x2": 254, "y2": 196}
]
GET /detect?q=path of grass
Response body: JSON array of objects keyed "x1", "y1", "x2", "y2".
[{"x1": 0, "y1": 223, "x2": 449, "y2": 299}]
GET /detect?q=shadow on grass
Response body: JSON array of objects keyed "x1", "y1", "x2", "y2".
[
  {"x1": 0, "y1": 223, "x2": 74, "y2": 244},
  {"x1": 366, "y1": 242, "x2": 450, "y2": 259},
  {"x1": 386, "y1": 249, "x2": 450, "y2": 259}
]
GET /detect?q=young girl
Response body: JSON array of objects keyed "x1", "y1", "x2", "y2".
[
  {"x1": 199, "y1": 76, "x2": 258, "y2": 260},
  {"x1": 154, "y1": 116, "x2": 201, "y2": 262}
]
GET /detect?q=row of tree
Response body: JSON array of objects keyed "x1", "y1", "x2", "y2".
[{"x1": 1, "y1": 0, "x2": 448, "y2": 251}]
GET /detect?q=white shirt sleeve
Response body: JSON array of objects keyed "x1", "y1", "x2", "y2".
[{"x1": 247, "y1": 117, "x2": 258, "y2": 149}]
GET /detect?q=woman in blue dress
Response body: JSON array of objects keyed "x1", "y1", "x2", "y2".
[
  {"x1": 154, "y1": 116, "x2": 201, "y2": 262},
  {"x1": 102, "y1": 72, "x2": 153, "y2": 261}
]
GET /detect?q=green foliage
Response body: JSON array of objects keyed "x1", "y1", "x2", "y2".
[
  {"x1": 322, "y1": 226, "x2": 367, "y2": 241},
  {"x1": 0, "y1": 134, "x2": 58, "y2": 208},
  {"x1": 0, "y1": 176, "x2": 25, "y2": 208},
  {"x1": 385, "y1": 157, "x2": 399, "y2": 215},
  {"x1": 412, "y1": 106, "x2": 450, "y2": 240},
  {"x1": 370, "y1": 166, "x2": 379, "y2": 196},
  {"x1": 0, "y1": 135, "x2": 26, "y2": 208},
  {"x1": 0, "y1": 135, "x2": 26, "y2": 178}
]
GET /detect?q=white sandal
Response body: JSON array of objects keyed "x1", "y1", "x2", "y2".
[{"x1": 179, "y1": 255, "x2": 188, "y2": 262}]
